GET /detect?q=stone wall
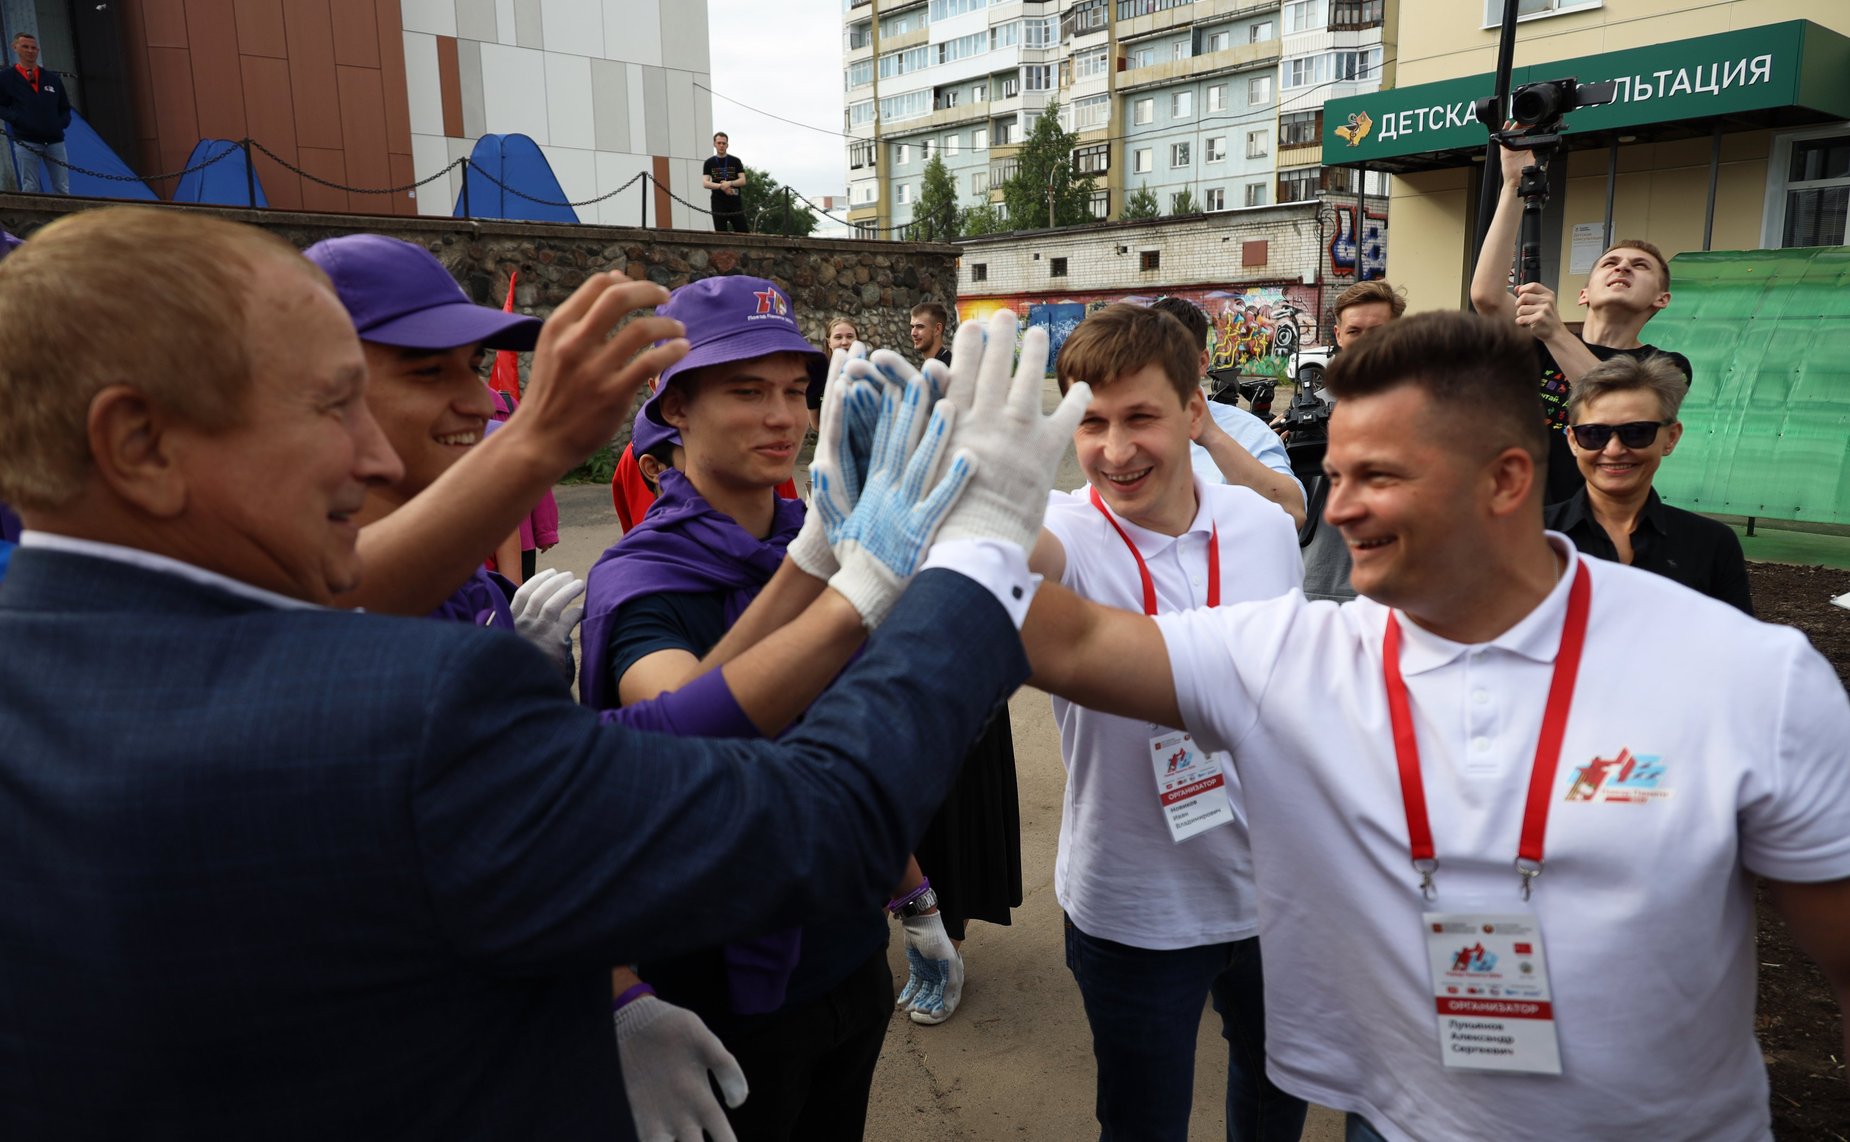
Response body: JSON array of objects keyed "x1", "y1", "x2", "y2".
[{"x1": 0, "y1": 196, "x2": 960, "y2": 434}]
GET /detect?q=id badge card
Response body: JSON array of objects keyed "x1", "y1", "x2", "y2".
[
  {"x1": 1148, "y1": 728, "x2": 1234, "y2": 844},
  {"x1": 1422, "y1": 910, "x2": 1562, "y2": 1075}
]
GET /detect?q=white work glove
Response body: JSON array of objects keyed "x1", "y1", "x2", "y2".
[
  {"x1": 613, "y1": 995, "x2": 749, "y2": 1142},
  {"x1": 900, "y1": 911, "x2": 964, "y2": 1026},
  {"x1": 935, "y1": 309, "x2": 1090, "y2": 553},
  {"x1": 818, "y1": 356, "x2": 973, "y2": 627},
  {"x1": 510, "y1": 567, "x2": 585, "y2": 682},
  {"x1": 787, "y1": 341, "x2": 875, "y2": 581}
]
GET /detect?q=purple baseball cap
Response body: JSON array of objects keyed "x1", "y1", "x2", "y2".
[
  {"x1": 304, "y1": 234, "x2": 541, "y2": 352},
  {"x1": 630, "y1": 395, "x2": 679, "y2": 458},
  {"x1": 642, "y1": 276, "x2": 826, "y2": 428}
]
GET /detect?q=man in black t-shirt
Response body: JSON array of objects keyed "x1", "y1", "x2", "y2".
[
  {"x1": 1471, "y1": 141, "x2": 1690, "y2": 502},
  {"x1": 702, "y1": 132, "x2": 748, "y2": 233}
]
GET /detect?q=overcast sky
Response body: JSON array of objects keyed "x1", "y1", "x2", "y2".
[{"x1": 706, "y1": 0, "x2": 850, "y2": 197}]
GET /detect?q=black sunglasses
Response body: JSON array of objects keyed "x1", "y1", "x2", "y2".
[{"x1": 1568, "y1": 419, "x2": 1673, "y2": 450}]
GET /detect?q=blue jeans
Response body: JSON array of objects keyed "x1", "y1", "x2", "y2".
[
  {"x1": 13, "y1": 138, "x2": 69, "y2": 195},
  {"x1": 1064, "y1": 916, "x2": 1307, "y2": 1142}
]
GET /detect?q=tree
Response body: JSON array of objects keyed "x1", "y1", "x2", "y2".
[
  {"x1": 960, "y1": 200, "x2": 1006, "y2": 236},
  {"x1": 912, "y1": 154, "x2": 961, "y2": 241},
  {"x1": 1001, "y1": 99, "x2": 1097, "y2": 230},
  {"x1": 1122, "y1": 184, "x2": 1160, "y2": 221},
  {"x1": 739, "y1": 168, "x2": 818, "y2": 237},
  {"x1": 1168, "y1": 188, "x2": 1199, "y2": 216}
]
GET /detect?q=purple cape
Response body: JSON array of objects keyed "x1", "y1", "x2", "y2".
[
  {"x1": 578, "y1": 468, "x2": 804, "y2": 709},
  {"x1": 578, "y1": 467, "x2": 809, "y2": 1014}
]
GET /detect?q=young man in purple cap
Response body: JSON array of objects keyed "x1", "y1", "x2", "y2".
[{"x1": 305, "y1": 234, "x2": 585, "y2": 669}]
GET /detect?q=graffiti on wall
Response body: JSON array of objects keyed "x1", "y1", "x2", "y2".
[
  {"x1": 957, "y1": 283, "x2": 1320, "y2": 376},
  {"x1": 1330, "y1": 204, "x2": 1388, "y2": 281}
]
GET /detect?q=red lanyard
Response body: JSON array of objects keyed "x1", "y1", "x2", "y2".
[
  {"x1": 1382, "y1": 560, "x2": 1591, "y2": 901},
  {"x1": 1089, "y1": 486, "x2": 1218, "y2": 615}
]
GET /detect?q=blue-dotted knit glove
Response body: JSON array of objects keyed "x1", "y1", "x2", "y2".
[{"x1": 824, "y1": 362, "x2": 974, "y2": 628}]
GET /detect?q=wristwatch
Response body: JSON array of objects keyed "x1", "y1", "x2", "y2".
[{"x1": 891, "y1": 885, "x2": 939, "y2": 919}]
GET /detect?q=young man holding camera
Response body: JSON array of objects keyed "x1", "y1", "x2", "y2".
[
  {"x1": 1471, "y1": 142, "x2": 1691, "y2": 503},
  {"x1": 1027, "y1": 303, "x2": 1307, "y2": 1142}
]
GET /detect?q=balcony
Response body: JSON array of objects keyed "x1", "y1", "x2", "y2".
[
  {"x1": 1116, "y1": 39, "x2": 1281, "y2": 94},
  {"x1": 1115, "y1": 0, "x2": 1279, "y2": 43}
]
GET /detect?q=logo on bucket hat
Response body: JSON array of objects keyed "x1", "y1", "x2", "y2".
[{"x1": 644, "y1": 276, "x2": 825, "y2": 427}]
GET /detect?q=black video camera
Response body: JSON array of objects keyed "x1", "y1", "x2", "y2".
[
  {"x1": 1280, "y1": 383, "x2": 1335, "y2": 483},
  {"x1": 1473, "y1": 77, "x2": 1616, "y2": 146}
]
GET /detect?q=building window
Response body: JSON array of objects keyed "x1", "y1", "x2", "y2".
[
  {"x1": 1249, "y1": 76, "x2": 1273, "y2": 104},
  {"x1": 1278, "y1": 166, "x2": 1319, "y2": 203},
  {"x1": 995, "y1": 120, "x2": 1015, "y2": 145},
  {"x1": 898, "y1": 183, "x2": 913, "y2": 205},
  {"x1": 1481, "y1": 0, "x2": 1602, "y2": 24},
  {"x1": 1134, "y1": 98, "x2": 1155, "y2": 125},
  {"x1": 847, "y1": 60, "x2": 873, "y2": 90},
  {"x1": 1133, "y1": 148, "x2": 1153, "y2": 174},
  {"x1": 1132, "y1": 46, "x2": 1155, "y2": 69},
  {"x1": 1075, "y1": 49, "x2": 1111, "y2": 80},
  {"x1": 1090, "y1": 189, "x2": 1110, "y2": 218},
  {"x1": 1284, "y1": 55, "x2": 1330, "y2": 89},
  {"x1": 849, "y1": 140, "x2": 876, "y2": 170},
  {"x1": 1073, "y1": 94, "x2": 1111, "y2": 131},
  {"x1": 1116, "y1": 0, "x2": 1194, "y2": 17},
  {"x1": 1050, "y1": 257, "x2": 1069, "y2": 277},
  {"x1": 1284, "y1": 0, "x2": 1327, "y2": 34},
  {"x1": 1280, "y1": 110, "x2": 1319, "y2": 147},
  {"x1": 929, "y1": 0, "x2": 989, "y2": 19},
  {"x1": 1074, "y1": 142, "x2": 1111, "y2": 174},
  {"x1": 847, "y1": 21, "x2": 872, "y2": 51},
  {"x1": 946, "y1": 134, "x2": 961, "y2": 156},
  {"x1": 1173, "y1": 40, "x2": 1192, "y2": 60},
  {"x1": 920, "y1": 139, "x2": 933, "y2": 161},
  {"x1": 1023, "y1": 16, "x2": 1058, "y2": 49},
  {"x1": 1061, "y1": 0, "x2": 1108, "y2": 39},
  {"x1": 1772, "y1": 131, "x2": 1850, "y2": 247},
  {"x1": 880, "y1": 90, "x2": 933, "y2": 122},
  {"x1": 1024, "y1": 64, "x2": 1054, "y2": 91},
  {"x1": 1172, "y1": 91, "x2": 1193, "y2": 119},
  {"x1": 992, "y1": 158, "x2": 1018, "y2": 183},
  {"x1": 896, "y1": 144, "x2": 910, "y2": 166},
  {"x1": 1206, "y1": 136, "x2": 1226, "y2": 162},
  {"x1": 1205, "y1": 186, "x2": 1225, "y2": 211},
  {"x1": 879, "y1": 45, "x2": 931, "y2": 80},
  {"x1": 1331, "y1": 0, "x2": 1383, "y2": 30},
  {"x1": 1244, "y1": 182, "x2": 1269, "y2": 207},
  {"x1": 1247, "y1": 130, "x2": 1269, "y2": 159},
  {"x1": 974, "y1": 127, "x2": 989, "y2": 149},
  {"x1": 1140, "y1": 249, "x2": 1162, "y2": 271},
  {"x1": 1206, "y1": 30, "x2": 1229, "y2": 52},
  {"x1": 848, "y1": 101, "x2": 875, "y2": 128},
  {"x1": 1252, "y1": 19, "x2": 1275, "y2": 41},
  {"x1": 879, "y1": 8, "x2": 925, "y2": 37},
  {"x1": 1000, "y1": 75, "x2": 1020, "y2": 98},
  {"x1": 1207, "y1": 84, "x2": 1226, "y2": 113},
  {"x1": 971, "y1": 170, "x2": 990, "y2": 194},
  {"x1": 971, "y1": 262, "x2": 989, "y2": 282},
  {"x1": 1170, "y1": 142, "x2": 1191, "y2": 168},
  {"x1": 1334, "y1": 49, "x2": 1380, "y2": 81}
]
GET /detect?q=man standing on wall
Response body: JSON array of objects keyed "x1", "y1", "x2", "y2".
[
  {"x1": 703, "y1": 132, "x2": 748, "y2": 233},
  {"x1": 0, "y1": 33, "x2": 71, "y2": 196}
]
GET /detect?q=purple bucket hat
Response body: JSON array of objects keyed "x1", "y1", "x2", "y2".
[
  {"x1": 641, "y1": 276, "x2": 826, "y2": 429},
  {"x1": 304, "y1": 234, "x2": 541, "y2": 352}
]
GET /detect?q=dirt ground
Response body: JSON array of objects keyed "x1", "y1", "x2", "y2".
[
  {"x1": 550, "y1": 487, "x2": 1849, "y2": 1142},
  {"x1": 1748, "y1": 562, "x2": 1850, "y2": 1142}
]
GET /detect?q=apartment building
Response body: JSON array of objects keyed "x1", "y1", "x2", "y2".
[{"x1": 843, "y1": 0, "x2": 1387, "y2": 230}]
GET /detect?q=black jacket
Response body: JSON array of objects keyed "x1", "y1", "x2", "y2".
[{"x1": 0, "y1": 66, "x2": 71, "y2": 143}]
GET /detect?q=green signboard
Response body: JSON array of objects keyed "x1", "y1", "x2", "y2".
[
  {"x1": 1651, "y1": 247, "x2": 1850, "y2": 526},
  {"x1": 1323, "y1": 20, "x2": 1850, "y2": 166}
]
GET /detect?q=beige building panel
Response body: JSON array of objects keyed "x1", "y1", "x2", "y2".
[{"x1": 1383, "y1": 165, "x2": 1471, "y2": 311}]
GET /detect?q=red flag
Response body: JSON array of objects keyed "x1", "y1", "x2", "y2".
[{"x1": 489, "y1": 271, "x2": 521, "y2": 401}]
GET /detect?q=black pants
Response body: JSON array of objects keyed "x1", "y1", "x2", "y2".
[
  {"x1": 519, "y1": 548, "x2": 536, "y2": 582},
  {"x1": 707, "y1": 948, "x2": 892, "y2": 1141},
  {"x1": 713, "y1": 208, "x2": 749, "y2": 233}
]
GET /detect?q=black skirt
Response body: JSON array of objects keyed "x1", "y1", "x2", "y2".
[{"x1": 913, "y1": 711, "x2": 1023, "y2": 941}]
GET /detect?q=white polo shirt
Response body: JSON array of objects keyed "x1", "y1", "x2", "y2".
[
  {"x1": 1044, "y1": 481, "x2": 1303, "y2": 948},
  {"x1": 1153, "y1": 536, "x2": 1850, "y2": 1141}
]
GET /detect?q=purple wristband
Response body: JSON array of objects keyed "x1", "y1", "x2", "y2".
[
  {"x1": 885, "y1": 876, "x2": 930, "y2": 915},
  {"x1": 611, "y1": 982, "x2": 656, "y2": 1013}
]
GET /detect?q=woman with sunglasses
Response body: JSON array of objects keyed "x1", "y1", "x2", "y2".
[{"x1": 1544, "y1": 354, "x2": 1753, "y2": 613}]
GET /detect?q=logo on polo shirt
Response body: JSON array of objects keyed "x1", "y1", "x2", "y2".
[{"x1": 1564, "y1": 747, "x2": 1672, "y2": 803}]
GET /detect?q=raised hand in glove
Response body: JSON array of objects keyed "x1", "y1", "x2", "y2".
[
  {"x1": 613, "y1": 995, "x2": 749, "y2": 1142},
  {"x1": 510, "y1": 567, "x2": 585, "y2": 682},
  {"x1": 818, "y1": 358, "x2": 973, "y2": 627},
  {"x1": 901, "y1": 910, "x2": 964, "y2": 1025},
  {"x1": 935, "y1": 309, "x2": 1090, "y2": 553},
  {"x1": 787, "y1": 340, "x2": 877, "y2": 582}
]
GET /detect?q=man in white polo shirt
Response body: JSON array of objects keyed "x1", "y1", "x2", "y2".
[
  {"x1": 1027, "y1": 303, "x2": 1308, "y2": 1142},
  {"x1": 1023, "y1": 310, "x2": 1850, "y2": 1141}
]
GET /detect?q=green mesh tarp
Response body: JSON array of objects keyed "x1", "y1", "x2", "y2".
[{"x1": 1648, "y1": 247, "x2": 1850, "y2": 525}]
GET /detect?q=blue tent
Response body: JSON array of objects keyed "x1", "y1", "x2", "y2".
[
  {"x1": 7, "y1": 110, "x2": 156, "y2": 200},
  {"x1": 454, "y1": 134, "x2": 577, "y2": 224},
  {"x1": 173, "y1": 139, "x2": 267, "y2": 207}
]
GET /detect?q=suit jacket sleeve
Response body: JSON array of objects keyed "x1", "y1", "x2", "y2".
[{"x1": 410, "y1": 567, "x2": 1027, "y2": 971}]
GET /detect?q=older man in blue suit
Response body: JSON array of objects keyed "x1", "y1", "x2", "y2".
[{"x1": 0, "y1": 206, "x2": 1086, "y2": 1141}]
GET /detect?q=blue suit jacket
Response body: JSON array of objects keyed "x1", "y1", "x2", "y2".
[{"x1": 0, "y1": 549, "x2": 1027, "y2": 1140}]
